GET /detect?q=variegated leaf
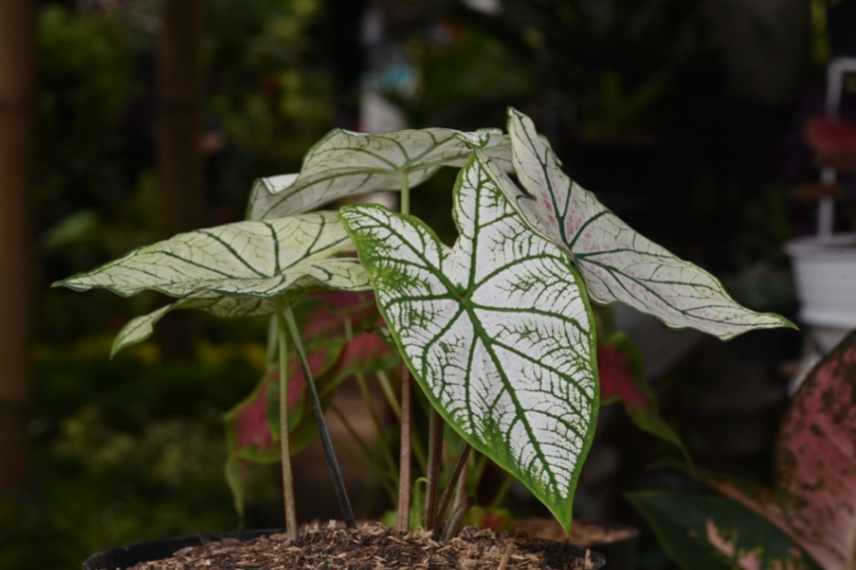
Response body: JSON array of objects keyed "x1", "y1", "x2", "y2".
[
  {"x1": 710, "y1": 330, "x2": 856, "y2": 570},
  {"x1": 630, "y1": 492, "x2": 816, "y2": 570},
  {"x1": 54, "y1": 213, "x2": 370, "y2": 355},
  {"x1": 247, "y1": 128, "x2": 512, "y2": 219},
  {"x1": 498, "y1": 108, "x2": 793, "y2": 340},
  {"x1": 109, "y1": 296, "x2": 279, "y2": 356},
  {"x1": 341, "y1": 153, "x2": 598, "y2": 530}
]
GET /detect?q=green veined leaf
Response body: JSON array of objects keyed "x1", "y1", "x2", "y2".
[
  {"x1": 247, "y1": 127, "x2": 512, "y2": 219},
  {"x1": 54, "y1": 213, "x2": 370, "y2": 355},
  {"x1": 107, "y1": 296, "x2": 277, "y2": 356},
  {"x1": 629, "y1": 491, "x2": 817, "y2": 570},
  {"x1": 341, "y1": 153, "x2": 598, "y2": 530},
  {"x1": 55, "y1": 212, "x2": 366, "y2": 297},
  {"x1": 498, "y1": 108, "x2": 793, "y2": 340}
]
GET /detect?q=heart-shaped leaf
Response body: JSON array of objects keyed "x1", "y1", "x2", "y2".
[
  {"x1": 709, "y1": 330, "x2": 856, "y2": 570},
  {"x1": 498, "y1": 108, "x2": 793, "y2": 340},
  {"x1": 54, "y1": 213, "x2": 370, "y2": 354},
  {"x1": 341, "y1": 153, "x2": 598, "y2": 530},
  {"x1": 630, "y1": 491, "x2": 816, "y2": 569},
  {"x1": 247, "y1": 128, "x2": 512, "y2": 219}
]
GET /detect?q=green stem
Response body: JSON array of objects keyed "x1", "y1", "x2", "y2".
[
  {"x1": 470, "y1": 452, "x2": 487, "y2": 496},
  {"x1": 284, "y1": 306, "x2": 355, "y2": 527},
  {"x1": 424, "y1": 410, "x2": 444, "y2": 530},
  {"x1": 343, "y1": 318, "x2": 398, "y2": 480},
  {"x1": 442, "y1": 486, "x2": 469, "y2": 542},
  {"x1": 274, "y1": 312, "x2": 298, "y2": 539},
  {"x1": 376, "y1": 370, "x2": 427, "y2": 471},
  {"x1": 400, "y1": 171, "x2": 411, "y2": 215},
  {"x1": 489, "y1": 473, "x2": 514, "y2": 509},
  {"x1": 396, "y1": 364, "x2": 413, "y2": 532},
  {"x1": 376, "y1": 369, "x2": 402, "y2": 418},
  {"x1": 396, "y1": 169, "x2": 415, "y2": 532},
  {"x1": 330, "y1": 404, "x2": 397, "y2": 504},
  {"x1": 436, "y1": 444, "x2": 472, "y2": 529}
]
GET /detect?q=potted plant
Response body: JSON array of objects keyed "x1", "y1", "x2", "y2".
[
  {"x1": 57, "y1": 108, "x2": 792, "y2": 569},
  {"x1": 786, "y1": 58, "x2": 856, "y2": 380}
]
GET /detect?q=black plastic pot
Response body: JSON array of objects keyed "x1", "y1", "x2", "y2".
[
  {"x1": 84, "y1": 526, "x2": 608, "y2": 569},
  {"x1": 83, "y1": 528, "x2": 283, "y2": 570},
  {"x1": 592, "y1": 532, "x2": 637, "y2": 570},
  {"x1": 515, "y1": 517, "x2": 637, "y2": 570}
]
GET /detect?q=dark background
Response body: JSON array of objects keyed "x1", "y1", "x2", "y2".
[{"x1": 1, "y1": 1, "x2": 854, "y2": 568}]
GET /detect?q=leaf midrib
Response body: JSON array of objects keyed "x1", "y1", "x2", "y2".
[{"x1": 371, "y1": 199, "x2": 565, "y2": 498}]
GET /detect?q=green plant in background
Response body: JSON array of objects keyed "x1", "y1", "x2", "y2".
[
  {"x1": 56, "y1": 108, "x2": 792, "y2": 537},
  {"x1": 631, "y1": 329, "x2": 856, "y2": 570}
]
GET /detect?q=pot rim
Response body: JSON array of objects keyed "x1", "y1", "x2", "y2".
[{"x1": 785, "y1": 232, "x2": 856, "y2": 258}]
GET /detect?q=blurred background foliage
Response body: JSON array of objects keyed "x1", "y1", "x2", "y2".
[{"x1": 3, "y1": 0, "x2": 849, "y2": 568}]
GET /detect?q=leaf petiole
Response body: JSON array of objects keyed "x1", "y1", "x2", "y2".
[
  {"x1": 274, "y1": 311, "x2": 298, "y2": 539},
  {"x1": 284, "y1": 305, "x2": 355, "y2": 527}
]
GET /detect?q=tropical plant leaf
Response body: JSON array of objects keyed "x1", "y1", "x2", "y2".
[
  {"x1": 341, "y1": 153, "x2": 598, "y2": 530},
  {"x1": 630, "y1": 491, "x2": 816, "y2": 570},
  {"x1": 54, "y1": 213, "x2": 370, "y2": 355},
  {"x1": 599, "y1": 333, "x2": 689, "y2": 459},
  {"x1": 708, "y1": 330, "x2": 856, "y2": 570},
  {"x1": 223, "y1": 327, "x2": 344, "y2": 519},
  {"x1": 247, "y1": 128, "x2": 512, "y2": 219},
  {"x1": 496, "y1": 108, "x2": 793, "y2": 340},
  {"x1": 55, "y1": 212, "x2": 366, "y2": 297}
]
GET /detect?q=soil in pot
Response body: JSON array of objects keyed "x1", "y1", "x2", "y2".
[
  {"x1": 514, "y1": 518, "x2": 638, "y2": 570},
  {"x1": 94, "y1": 521, "x2": 605, "y2": 569}
]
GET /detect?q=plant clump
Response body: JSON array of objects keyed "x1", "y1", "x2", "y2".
[{"x1": 127, "y1": 522, "x2": 603, "y2": 570}]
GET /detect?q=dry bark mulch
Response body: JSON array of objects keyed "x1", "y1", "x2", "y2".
[
  {"x1": 515, "y1": 517, "x2": 638, "y2": 547},
  {"x1": 127, "y1": 521, "x2": 603, "y2": 569}
]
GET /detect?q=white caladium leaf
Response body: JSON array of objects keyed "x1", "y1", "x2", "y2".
[
  {"x1": 110, "y1": 296, "x2": 279, "y2": 356},
  {"x1": 340, "y1": 153, "x2": 598, "y2": 529},
  {"x1": 56, "y1": 212, "x2": 367, "y2": 297},
  {"x1": 54, "y1": 212, "x2": 369, "y2": 354},
  {"x1": 247, "y1": 128, "x2": 512, "y2": 220},
  {"x1": 501, "y1": 108, "x2": 793, "y2": 340}
]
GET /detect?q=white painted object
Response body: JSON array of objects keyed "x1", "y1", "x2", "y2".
[
  {"x1": 786, "y1": 234, "x2": 856, "y2": 328},
  {"x1": 786, "y1": 235, "x2": 856, "y2": 391}
]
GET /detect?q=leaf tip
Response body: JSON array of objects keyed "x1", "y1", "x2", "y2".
[
  {"x1": 109, "y1": 338, "x2": 125, "y2": 359},
  {"x1": 779, "y1": 316, "x2": 799, "y2": 332}
]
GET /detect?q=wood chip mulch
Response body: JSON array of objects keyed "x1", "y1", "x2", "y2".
[{"x1": 126, "y1": 521, "x2": 603, "y2": 569}]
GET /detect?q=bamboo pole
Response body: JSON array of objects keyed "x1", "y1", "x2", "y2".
[{"x1": 0, "y1": 0, "x2": 35, "y2": 491}]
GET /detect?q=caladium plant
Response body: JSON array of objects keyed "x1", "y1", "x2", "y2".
[
  {"x1": 340, "y1": 154, "x2": 600, "y2": 528},
  {"x1": 247, "y1": 127, "x2": 512, "y2": 220},
  {"x1": 55, "y1": 212, "x2": 369, "y2": 355},
  {"x1": 54, "y1": 211, "x2": 371, "y2": 535},
  {"x1": 56, "y1": 108, "x2": 792, "y2": 538}
]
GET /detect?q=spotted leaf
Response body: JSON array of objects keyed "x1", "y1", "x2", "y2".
[
  {"x1": 710, "y1": 330, "x2": 856, "y2": 570},
  {"x1": 498, "y1": 108, "x2": 793, "y2": 340},
  {"x1": 630, "y1": 492, "x2": 816, "y2": 570}
]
